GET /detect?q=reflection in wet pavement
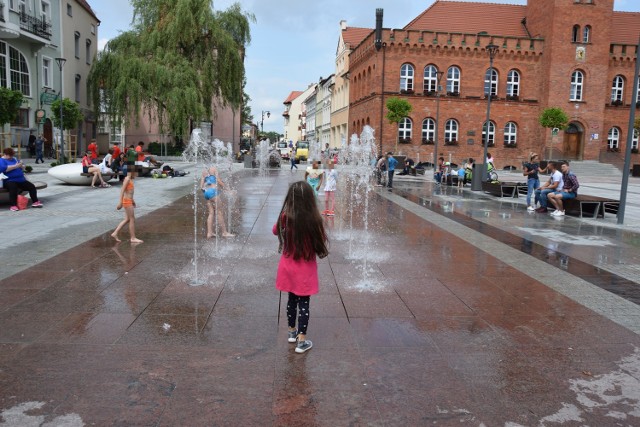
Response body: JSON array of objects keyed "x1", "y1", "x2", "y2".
[{"x1": 0, "y1": 169, "x2": 639, "y2": 425}]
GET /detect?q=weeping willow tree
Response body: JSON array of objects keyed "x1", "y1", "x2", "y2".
[{"x1": 88, "y1": 0, "x2": 254, "y2": 140}]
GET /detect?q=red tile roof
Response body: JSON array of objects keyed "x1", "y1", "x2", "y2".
[
  {"x1": 76, "y1": 0, "x2": 100, "y2": 23},
  {"x1": 404, "y1": 0, "x2": 527, "y2": 38},
  {"x1": 283, "y1": 91, "x2": 303, "y2": 105},
  {"x1": 611, "y1": 12, "x2": 640, "y2": 45},
  {"x1": 342, "y1": 27, "x2": 372, "y2": 49}
]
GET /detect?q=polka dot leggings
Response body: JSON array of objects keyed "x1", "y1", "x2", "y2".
[{"x1": 287, "y1": 292, "x2": 310, "y2": 335}]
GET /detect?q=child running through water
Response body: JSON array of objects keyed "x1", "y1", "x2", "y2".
[
  {"x1": 201, "y1": 166, "x2": 235, "y2": 238},
  {"x1": 111, "y1": 168, "x2": 143, "y2": 243},
  {"x1": 273, "y1": 181, "x2": 329, "y2": 353},
  {"x1": 322, "y1": 159, "x2": 337, "y2": 216},
  {"x1": 304, "y1": 160, "x2": 324, "y2": 197}
]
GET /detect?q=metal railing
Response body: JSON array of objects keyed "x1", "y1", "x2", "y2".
[{"x1": 19, "y1": 9, "x2": 51, "y2": 39}]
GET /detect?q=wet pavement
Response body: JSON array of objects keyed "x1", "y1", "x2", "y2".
[{"x1": 1, "y1": 164, "x2": 640, "y2": 426}]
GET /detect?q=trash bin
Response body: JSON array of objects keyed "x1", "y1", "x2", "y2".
[
  {"x1": 243, "y1": 154, "x2": 253, "y2": 169},
  {"x1": 471, "y1": 164, "x2": 484, "y2": 191},
  {"x1": 633, "y1": 164, "x2": 640, "y2": 177}
]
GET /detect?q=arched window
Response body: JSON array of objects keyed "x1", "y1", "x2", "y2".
[
  {"x1": 507, "y1": 70, "x2": 520, "y2": 97},
  {"x1": 607, "y1": 127, "x2": 620, "y2": 149},
  {"x1": 484, "y1": 69, "x2": 498, "y2": 96},
  {"x1": 572, "y1": 25, "x2": 580, "y2": 43},
  {"x1": 611, "y1": 75, "x2": 624, "y2": 103},
  {"x1": 482, "y1": 121, "x2": 496, "y2": 146},
  {"x1": 0, "y1": 42, "x2": 31, "y2": 96},
  {"x1": 423, "y1": 65, "x2": 438, "y2": 93},
  {"x1": 570, "y1": 71, "x2": 584, "y2": 101},
  {"x1": 446, "y1": 66, "x2": 460, "y2": 95},
  {"x1": 633, "y1": 129, "x2": 639, "y2": 150},
  {"x1": 583, "y1": 25, "x2": 591, "y2": 43},
  {"x1": 504, "y1": 122, "x2": 517, "y2": 146},
  {"x1": 398, "y1": 117, "x2": 412, "y2": 140},
  {"x1": 422, "y1": 118, "x2": 435, "y2": 143},
  {"x1": 444, "y1": 119, "x2": 458, "y2": 143},
  {"x1": 400, "y1": 64, "x2": 414, "y2": 92}
]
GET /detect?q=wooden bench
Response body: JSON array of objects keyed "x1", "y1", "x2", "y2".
[
  {"x1": 482, "y1": 181, "x2": 526, "y2": 198},
  {"x1": 563, "y1": 195, "x2": 620, "y2": 218}
]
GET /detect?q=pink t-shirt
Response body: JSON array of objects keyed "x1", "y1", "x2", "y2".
[{"x1": 272, "y1": 222, "x2": 319, "y2": 296}]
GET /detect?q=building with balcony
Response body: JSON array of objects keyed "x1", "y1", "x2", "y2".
[
  {"x1": 330, "y1": 22, "x2": 370, "y2": 149},
  {"x1": 348, "y1": 0, "x2": 640, "y2": 168},
  {"x1": 318, "y1": 74, "x2": 334, "y2": 149}
]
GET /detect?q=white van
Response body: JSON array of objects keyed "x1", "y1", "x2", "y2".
[{"x1": 277, "y1": 141, "x2": 290, "y2": 160}]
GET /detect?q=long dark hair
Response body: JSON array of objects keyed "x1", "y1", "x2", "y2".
[{"x1": 277, "y1": 181, "x2": 329, "y2": 260}]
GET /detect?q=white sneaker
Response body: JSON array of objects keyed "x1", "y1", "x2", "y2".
[
  {"x1": 527, "y1": 206, "x2": 535, "y2": 211},
  {"x1": 555, "y1": 210, "x2": 565, "y2": 216}
]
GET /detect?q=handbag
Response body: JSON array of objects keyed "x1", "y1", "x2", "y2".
[{"x1": 17, "y1": 194, "x2": 29, "y2": 210}]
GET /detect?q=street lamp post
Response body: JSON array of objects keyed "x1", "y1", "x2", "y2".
[
  {"x1": 55, "y1": 57, "x2": 66, "y2": 162},
  {"x1": 481, "y1": 44, "x2": 499, "y2": 183},
  {"x1": 433, "y1": 70, "x2": 445, "y2": 173},
  {"x1": 260, "y1": 110, "x2": 270, "y2": 133}
]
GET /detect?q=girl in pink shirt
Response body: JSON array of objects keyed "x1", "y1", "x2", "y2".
[{"x1": 273, "y1": 181, "x2": 329, "y2": 353}]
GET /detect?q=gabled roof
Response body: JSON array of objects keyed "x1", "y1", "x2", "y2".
[
  {"x1": 404, "y1": 0, "x2": 527, "y2": 38},
  {"x1": 283, "y1": 91, "x2": 303, "y2": 105},
  {"x1": 76, "y1": 0, "x2": 100, "y2": 23},
  {"x1": 611, "y1": 12, "x2": 640, "y2": 45},
  {"x1": 342, "y1": 27, "x2": 372, "y2": 48}
]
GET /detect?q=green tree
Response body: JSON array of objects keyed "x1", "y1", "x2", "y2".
[
  {"x1": 88, "y1": 0, "x2": 254, "y2": 140},
  {"x1": 50, "y1": 98, "x2": 84, "y2": 131},
  {"x1": 386, "y1": 97, "x2": 412, "y2": 150},
  {"x1": 241, "y1": 76, "x2": 253, "y2": 126},
  {"x1": 539, "y1": 107, "x2": 569, "y2": 130},
  {"x1": 0, "y1": 87, "x2": 23, "y2": 126}
]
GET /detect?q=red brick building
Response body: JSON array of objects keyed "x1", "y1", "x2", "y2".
[{"x1": 348, "y1": 0, "x2": 639, "y2": 168}]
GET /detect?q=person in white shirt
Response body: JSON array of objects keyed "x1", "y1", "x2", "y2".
[{"x1": 535, "y1": 162, "x2": 563, "y2": 213}]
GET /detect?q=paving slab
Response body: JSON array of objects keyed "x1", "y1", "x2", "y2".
[{"x1": 0, "y1": 164, "x2": 639, "y2": 425}]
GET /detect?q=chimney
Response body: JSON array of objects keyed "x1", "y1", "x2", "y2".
[
  {"x1": 340, "y1": 20, "x2": 347, "y2": 30},
  {"x1": 375, "y1": 9, "x2": 383, "y2": 51}
]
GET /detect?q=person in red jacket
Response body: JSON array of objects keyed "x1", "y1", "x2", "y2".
[
  {"x1": 273, "y1": 181, "x2": 329, "y2": 354},
  {"x1": 87, "y1": 139, "x2": 98, "y2": 163}
]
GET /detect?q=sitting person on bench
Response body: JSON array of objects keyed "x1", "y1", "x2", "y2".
[
  {"x1": 135, "y1": 142, "x2": 161, "y2": 167},
  {"x1": 82, "y1": 150, "x2": 110, "y2": 188},
  {"x1": 0, "y1": 147, "x2": 43, "y2": 211},
  {"x1": 535, "y1": 162, "x2": 563, "y2": 213},
  {"x1": 547, "y1": 161, "x2": 579, "y2": 217}
]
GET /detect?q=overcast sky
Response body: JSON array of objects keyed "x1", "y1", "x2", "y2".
[{"x1": 93, "y1": 0, "x2": 640, "y2": 134}]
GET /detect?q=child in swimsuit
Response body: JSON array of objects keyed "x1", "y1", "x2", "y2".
[
  {"x1": 200, "y1": 167, "x2": 235, "y2": 238},
  {"x1": 304, "y1": 161, "x2": 324, "y2": 198},
  {"x1": 111, "y1": 168, "x2": 143, "y2": 243}
]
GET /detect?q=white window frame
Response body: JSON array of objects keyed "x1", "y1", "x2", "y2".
[
  {"x1": 400, "y1": 64, "x2": 414, "y2": 92},
  {"x1": 607, "y1": 127, "x2": 619, "y2": 149},
  {"x1": 90, "y1": 24, "x2": 96, "y2": 35},
  {"x1": 504, "y1": 122, "x2": 517, "y2": 146},
  {"x1": 570, "y1": 70, "x2": 584, "y2": 101},
  {"x1": 42, "y1": 56, "x2": 52, "y2": 88},
  {"x1": 484, "y1": 69, "x2": 498, "y2": 96},
  {"x1": 423, "y1": 65, "x2": 438, "y2": 92},
  {"x1": 482, "y1": 121, "x2": 496, "y2": 146},
  {"x1": 447, "y1": 66, "x2": 460, "y2": 94},
  {"x1": 398, "y1": 117, "x2": 412, "y2": 139},
  {"x1": 422, "y1": 118, "x2": 435, "y2": 142},
  {"x1": 5, "y1": 44, "x2": 31, "y2": 97},
  {"x1": 632, "y1": 129, "x2": 639, "y2": 150},
  {"x1": 0, "y1": 41, "x2": 7, "y2": 89},
  {"x1": 507, "y1": 70, "x2": 520, "y2": 97},
  {"x1": 444, "y1": 119, "x2": 458, "y2": 143},
  {"x1": 40, "y1": 0, "x2": 51, "y2": 20},
  {"x1": 583, "y1": 25, "x2": 591, "y2": 43},
  {"x1": 611, "y1": 75, "x2": 624, "y2": 103}
]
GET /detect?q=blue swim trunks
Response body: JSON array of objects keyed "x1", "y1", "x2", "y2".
[{"x1": 203, "y1": 188, "x2": 218, "y2": 200}]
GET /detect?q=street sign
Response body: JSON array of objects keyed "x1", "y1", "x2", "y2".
[{"x1": 40, "y1": 92, "x2": 59, "y2": 105}]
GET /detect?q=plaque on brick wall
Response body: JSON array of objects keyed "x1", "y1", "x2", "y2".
[
  {"x1": 467, "y1": 130, "x2": 475, "y2": 136},
  {"x1": 467, "y1": 139, "x2": 474, "y2": 145},
  {"x1": 576, "y1": 46, "x2": 586, "y2": 62}
]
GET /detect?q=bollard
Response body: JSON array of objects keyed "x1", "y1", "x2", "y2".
[{"x1": 471, "y1": 164, "x2": 483, "y2": 191}]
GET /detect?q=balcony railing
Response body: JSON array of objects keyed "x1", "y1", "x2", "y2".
[{"x1": 19, "y1": 10, "x2": 51, "y2": 40}]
